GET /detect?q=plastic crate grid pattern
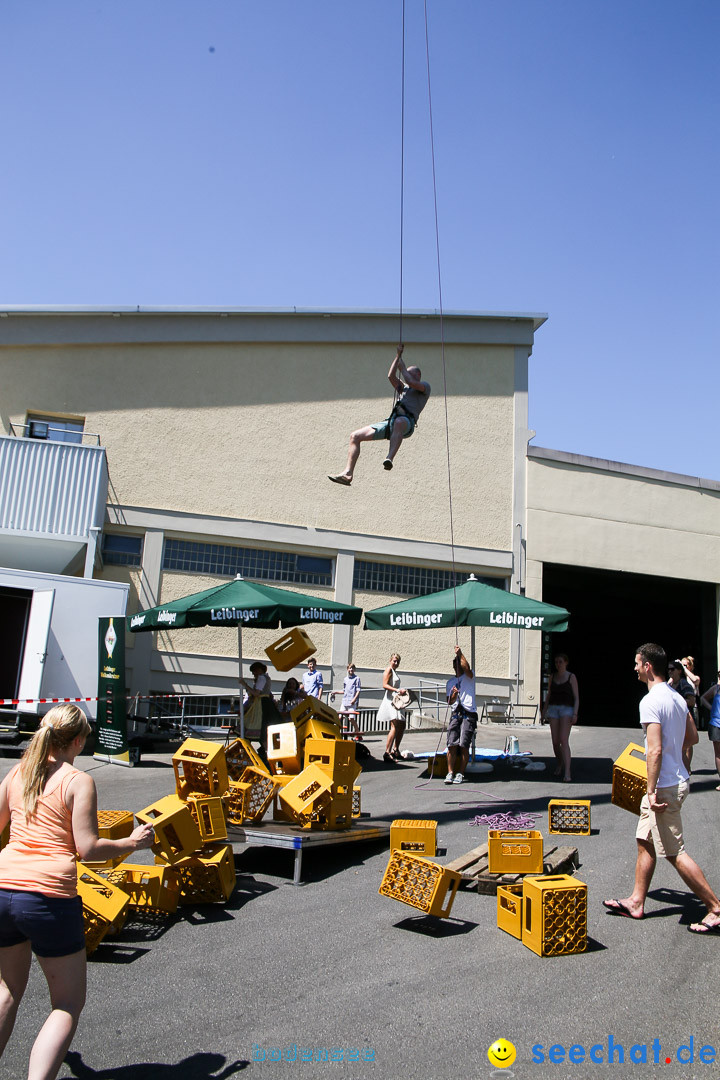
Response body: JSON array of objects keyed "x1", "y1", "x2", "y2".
[
  {"x1": 522, "y1": 876, "x2": 587, "y2": 957},
  {"x1": 379, "y1": 850, "x2": 461, "y2": 918},
  {"x1": 238, "y1": 767, "x2": 283, "y2": 821},
  {"x1": 167, "y1": 844, "x2": 236, "y2": 904},
  {"x1": 96, "y1": 810, "x2": 134, "y2": 839},
  {"x1": 224, "y1": 780, "x2": 251, "y2": 824},
  {"x1": 77, "y1": 865, "x2": 130, "y2": 950},
  {"x1": 225, "y1": 738, "x2": 267, "y2": 781},
  {"x1": 612, "y1": 768, "x2": 646, "y2": 816},
  {"x1": 548, "y1": 800, "x2": 591, "y2": 835},
  {"x1": 352, "y1": 786, "x2": 361, "y2": 818},
  {"x1": 611, "y1": 742, "x2": 647, "y2": 816}
]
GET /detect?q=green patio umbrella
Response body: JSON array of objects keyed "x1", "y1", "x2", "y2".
[
  {"x1": 127, "y1": 575, "x2": 363, "y2": 736},
  {"x1": 364, "y1": 575, "x2": 569, "y2": 706},
  {"x1": 363, "y1": 575, "x2": 569, "y2": 632}
]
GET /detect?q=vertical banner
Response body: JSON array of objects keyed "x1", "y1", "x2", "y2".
[{"x1": 95, "y1": 616, "x2": 133, "y2": 766}]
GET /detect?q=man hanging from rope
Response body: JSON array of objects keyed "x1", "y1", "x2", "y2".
[{"x1": 328, "y1": 345, "x2": 431, "y2": 485}]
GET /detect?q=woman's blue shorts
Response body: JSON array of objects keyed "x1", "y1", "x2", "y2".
[{"x1": 0, "y1": 888, "x2": 85, "y2": 957}]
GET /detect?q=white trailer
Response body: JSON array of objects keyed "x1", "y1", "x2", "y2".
[{"x1": 0, "y1": 566, "x2": 129, "y2": 735}]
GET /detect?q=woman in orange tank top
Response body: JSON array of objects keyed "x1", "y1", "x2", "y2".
[{"x1": 0, "y1": 704, "x2": 154, "y2": 1080}]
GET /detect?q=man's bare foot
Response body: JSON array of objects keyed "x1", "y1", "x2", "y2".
[
  {"x1": 689, "y1": 911, "x2": 720, "y2": 934},
  {"x1": 328, "y1": 474, "x2": 352, "y2": 486},
  {"x1": 603, "y1": 898, "x2": 644, "y2": 920}
]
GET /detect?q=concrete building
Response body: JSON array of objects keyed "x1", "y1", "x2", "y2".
[{"x1": 1, "y1": 306, "x2": 717, "y2": 726}]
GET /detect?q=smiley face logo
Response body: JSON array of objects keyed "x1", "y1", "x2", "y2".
[{"x1": 487, "y1": 1039, "x2": 516, "y2": 1068}]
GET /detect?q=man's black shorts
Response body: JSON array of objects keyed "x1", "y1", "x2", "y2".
[{"x1": 446, "y1": 709, "x2": 478, "y2": 750}]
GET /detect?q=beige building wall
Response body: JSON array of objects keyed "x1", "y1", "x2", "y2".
[
  {"x1": 524, "y1": 447, "x2": 720, "y2": 704},
  {"x1": 1, "y1": 308, "x2": 543, "y2": 702}
]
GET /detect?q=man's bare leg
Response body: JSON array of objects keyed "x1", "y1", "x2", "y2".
[
  {"x1": 669, "y1": 852, "x2": 720, "y2": 919},
  {"x1": 604, "y1": 837, "x2": 655, "y2": 918},
  {"x1": 329, "y1": 425, "x2": 376, "y2": 484},
  {"x1": 383, "y1": 417, "x2": 409, "y2": 470}
]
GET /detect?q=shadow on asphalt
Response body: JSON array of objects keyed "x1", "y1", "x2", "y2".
[
  {"x1": 63, "y1": 1050, "x2": 249, "y2": 1078},
  {"x1": 394, "y1": 914, "x2": 478, "y2": 937}
]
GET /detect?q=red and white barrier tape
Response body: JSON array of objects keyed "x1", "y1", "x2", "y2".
[{"x1": 0, "y1": 693, "x2": 192, "y2": 706}]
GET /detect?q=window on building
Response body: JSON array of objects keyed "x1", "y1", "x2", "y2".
[
  {"x1": 102, "y1": 534, "x2": 143, "y2": 568},
  {"x1": 163, "y1": 538, "x2": 334, "y2": 587},
  {"x1": 353, "y1": 560, "x2": 505, "y2": 597},
  {"x1": 25, "y1": 414, "x2": 85, "y2": 444}
]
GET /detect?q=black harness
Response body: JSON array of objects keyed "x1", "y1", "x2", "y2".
[{"x1": 383, "y1": 398, "x2": 418, "y2": 440}]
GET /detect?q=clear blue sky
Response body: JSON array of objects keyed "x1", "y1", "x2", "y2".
[{"x1": 2, "y1": 1, "x2": 718, "y2": 478}]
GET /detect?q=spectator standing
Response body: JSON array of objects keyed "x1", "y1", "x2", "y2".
[
  {"x1": 444, "y1": 646, "x2": 478, "y2": 786},
  {"x1": 542, "y1": 654, "x2": 579, "y2": 783},
  {"x1": 0, "y1": 705, "x2": 154, "y2": 1080},
  {"x1": 331, "y1": 664, "x2": 363, "y2": 740},
  {"x1": 700, "y1": 670, "x2": 720, "y2": 790},
  {"x1": 302, "y1": 658, "x2": 324, "y2": 700},
  {"x1": 377, "y1": 654, "x2": 405, "y2": 763}
]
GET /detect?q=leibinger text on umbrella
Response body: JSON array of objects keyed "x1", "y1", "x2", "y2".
[
  {"x1": 490, "y1": 611, "x2": 545, "y2": 628},
  {"x1": 299, "y1": 607, "x2": 345, "y2": 622},
  {"x1": 389, "y1": 612, "x2": 444, "y2": 627},
  {"x1": 210, "y1": 607, "x2": 261, "y2": 622}
]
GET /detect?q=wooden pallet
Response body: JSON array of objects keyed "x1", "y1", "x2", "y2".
[{"x1": 445, "y1": 842, "x2": 579, "y2": 895}]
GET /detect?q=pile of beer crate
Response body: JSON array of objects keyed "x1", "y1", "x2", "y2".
[{"x1": 77, "y1": 696, "x2": 362, "y2": 952}]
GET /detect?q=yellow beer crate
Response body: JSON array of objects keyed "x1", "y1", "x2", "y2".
[
  {"x1": 225, "y1": 737, "x2": 268, "y2": 780},
  {"x1": 187, "y1": 794, "x2": 228, "y2": 843},
  {"x1": 379, "y1": 850, "x2": 461, "y2": 918},
  {"x1": 304, "y1": 737, "x2": 357, "y2": 787},
  {"x1": 104, "y1": 862, "x2": 181, "y2": 914},
  {"x1": 173, "y1": 738, "x2": 229, "y2": 799},
  {"x1": 161, "y1": 843, "x2": 236, "y2": 904},
  {"x1": 77, "y1": 863, "x2": 130, "y2": 952},
  {"x1": 548, "y1": 799, "x2": 591, "y2": 835},
  {"x1": 235, "y1": 767, "x2": 284, "y2": 822},
  {"x1": 488, "y1": 830, "x2": 544, "y2": 875},
  {"x1": 352, "y1": 785, "x2": 362, "y2": 818},
  {"x1": 390, "y1": 819, "x2": 437, "y2": 858},
  {"x1": 278, "y1": 764, "x2": 334, "y2": 822},
  {"x1": 267, "y1": 722, "x2": 302, "y2": 775},
  {"x1": 521, "y1": 874, "x2": 587, "y2": 957},
  {"x1": 497, "y1": 883, "x2": 524, "y2": 939},
  {"x1": 611, "y1": 742, "x2": 647, "y2": 816},
  {"x1": 135, "y1": 794, "x2": 203, "y2": 864},
  {"x1": 264, "y1": 627, "x2": 316, "y2": 672}
]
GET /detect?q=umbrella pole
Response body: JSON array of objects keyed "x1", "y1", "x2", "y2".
[{"x1": 238, "y1": 623, "x2": 245, "y2": 739}]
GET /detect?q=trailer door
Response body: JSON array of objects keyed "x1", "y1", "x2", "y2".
[{"x1": 17, "y1": 590, "x2": 55, "y2": 713}]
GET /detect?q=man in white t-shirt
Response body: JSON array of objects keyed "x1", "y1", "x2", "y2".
[
  {"x1": 603, "y1": 642, "x2": 720, "y2": 934},
  {"x1": 444, "y1": 646, "x2": 477, "y2": 786}
]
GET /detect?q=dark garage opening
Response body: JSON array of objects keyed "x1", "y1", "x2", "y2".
[
  {"x1": 542, "y1": 564, "x2": 718, "y2": 727},
  {"x1": 0, "y1": 587, "x2": 32, "y2": 700}
]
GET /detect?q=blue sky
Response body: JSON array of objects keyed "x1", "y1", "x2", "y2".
[{"x1": 2, "y1": 1, "x2": 718, "y2": 478}]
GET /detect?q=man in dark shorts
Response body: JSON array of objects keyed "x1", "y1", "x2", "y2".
[
  {"x1": 328, "y1": 345, "x2": 431, "y2": 485},
  {"x1": 444, "y1": 645, "x2": 477, "y2": 786}
]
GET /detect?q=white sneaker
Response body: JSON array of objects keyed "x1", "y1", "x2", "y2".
[
  {"x1": 444, "y1": 771, "x2": 455, "y2": 785},
  {"x1": 453, "y1": 773, "x2": 465, "y2": 784}
]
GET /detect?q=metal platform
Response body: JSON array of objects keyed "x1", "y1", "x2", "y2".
[{"x1": 227, "y1": 820, "x2": 390, "y2": 885}]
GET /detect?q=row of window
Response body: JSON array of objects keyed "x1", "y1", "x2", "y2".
[{"x1": 101, "y1": 534, "x2": 505, "y2": 596}]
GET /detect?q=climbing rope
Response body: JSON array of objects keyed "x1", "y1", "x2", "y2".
[{"x1": 422, "y1": 0, "x2": 459, "y2": 641}]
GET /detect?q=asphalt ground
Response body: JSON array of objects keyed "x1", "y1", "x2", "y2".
[{"x1": 1, "y1": 724, "x2": 720, "y2": 1080}]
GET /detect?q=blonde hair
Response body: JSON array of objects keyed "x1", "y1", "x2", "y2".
[
  {"x1": 390, "y1": 653, "x2": 401, "y2": 663},
  {"x1": 682, "y1": 656, "x2": 695, "y2": 670},
  {"x1": 21, "y1": 704, "x2": 92, "y2": 818}
]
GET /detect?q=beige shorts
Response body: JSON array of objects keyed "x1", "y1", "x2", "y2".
[{"x1": 635, "y1": 781, "x2": 688, "y2": 858}]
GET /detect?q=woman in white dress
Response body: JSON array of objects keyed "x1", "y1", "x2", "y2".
[{"x1": 377, "y1": 654, "x2": 405, "y2": 762}]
